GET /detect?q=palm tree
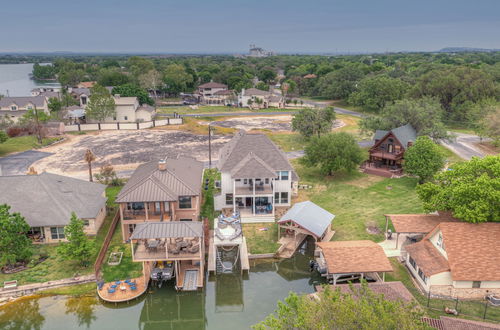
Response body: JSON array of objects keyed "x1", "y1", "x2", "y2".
[{"x1": 84, "y1": 149, "x2": 96, "y2": 182}]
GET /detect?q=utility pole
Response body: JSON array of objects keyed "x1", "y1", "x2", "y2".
[{"x1": 34, "y1": 106, "x2": 43, "y2": 144}]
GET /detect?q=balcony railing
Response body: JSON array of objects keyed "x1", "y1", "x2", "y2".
[
  {"x1": 132, "y1": 238, "x2": 202, "y2": 261},
  {"x1": 235, "y1": 184, "x2": 273, "y2": 195}
]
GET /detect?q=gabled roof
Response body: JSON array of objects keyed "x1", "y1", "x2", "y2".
[
  {"x1": 130, "y1": 221, "x2": 203, "y2": 239},
  {"x1": 386, "y1": 213, "x2": 459, "y2": 233},
  {"x1": 0, "y1": 96, "x2": 47, "y2": 108},
  {"x1": 241, "y1": 88, "x2": 271, "y2": 97},
  {"x1": 198, "y1": 82, "x2": 227, "y2": 89},
  {"x1": 373, "y1": 124, "x2": 417, "y2": 148},
  {"x1": 317, "y1": 240, "x2": 393, "y2": 274},
  {"x1": 406, "y1": 222, "x2": 500, "y2": 281},
  {"x1": 70, "y1": 88, "x2": 90, "y2": 96},
  {"x1": 0, "y1": 172, "x2": 106, "y2": 227},
  {"x1": 218, "y1": 131, "x2": 298, "y2": 180},
  {"x1": 116, "y1": 156, "x2": 203, "y2": 203},
  {"x1": 278, "y1": 201, "x2": 334, "y2": 238},
  {"x1": 137, "y1": 104, "x2": 156, "y2": 113},
  {"x1": 230, "y1": 152, "x2": 277, "y2": 179},
  {"x1": 113, "y1": 96, "x2": 138, "y2": 106},
  {"x1": 213, "y1": 89, "x2": 233, "y2": 96}
]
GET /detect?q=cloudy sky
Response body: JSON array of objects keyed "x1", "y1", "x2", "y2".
[{"x1": 2, "y1": 0, "x2": 499, "y2": 53}]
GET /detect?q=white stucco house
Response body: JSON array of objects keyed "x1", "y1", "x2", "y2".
[
  {"x1": 196, "y1": 82, "x2": 234, "y2": 105},
  {"x1": 214, "y1": 131, "x2": 298, "y2": 222},
  {"x1": 85, "y1": 95, "x2": 156, "y2": 123},
  {"x1": 404, "y1": 222, "x2": 500, "y2": 299},
  {"x1": 0, "y1": 96, "x2": 49, "y2": 122},
  {"x1": 238, "y1": 88, "x2": 284, "y2": 109}
]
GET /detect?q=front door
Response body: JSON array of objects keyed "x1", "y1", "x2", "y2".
[{"x1": 245, "y1": 197, "x2": 253, "y2": 208}]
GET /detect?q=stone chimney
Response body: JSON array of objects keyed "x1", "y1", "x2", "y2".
[{"x1": 158, "y1": 158, "x2": 167, "y2": 171}]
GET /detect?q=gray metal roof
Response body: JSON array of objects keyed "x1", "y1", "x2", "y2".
[
  {"x1": 130, "y1": 221, "x2": 203, "y2": 239},
  {"x1": 242, "y1": 88, "x2": 271, "y2": 96},
  {"x1": 198, "y1": 82, "x2": 227, "y2": 89},
  {"x1": 0, "y1": 172, "x2": 107, "y2": 227},
  {"x1": 374, "y1": 124, "x2": 417, "y2": 148},
  {"x1": 278, "y1": 201, "x2": 335, "y2": 237},
  {"x1": 0, "y1": 96, "x2": 46, "y2": 108},
  {"x1": 218, "y1": 131, "x2": 298, "y2": 180},
  {"x1": 116, "y1": 156, "x2": 203, "y2": 203}
]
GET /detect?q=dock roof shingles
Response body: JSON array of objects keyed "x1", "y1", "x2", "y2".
[
  {"x1": 218, "y1": 131, "x2": 297, "y2": 180},
  {"x1": 0, "y1": 172, "x2": 106, "y2": 227},
  {"x1": 317, "y1": 240, "x2": 393, "y2": 274},
  {"x1": 116, "y1": 157, "x2": 203, "y2": 203},
  {"x1": 387, "y1": 213, "x2": 458, "y2": 233}
]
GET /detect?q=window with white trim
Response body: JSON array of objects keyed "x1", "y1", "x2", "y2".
[
  {"x1": 409, "y1": 256, "x2": 417, "y2": 270},
  {"x1": 417, "y1": 268, "x2": 428, "y2": 284},
  {"x1": 50, "y1": 227, "x2": 65, "y2": 240}
]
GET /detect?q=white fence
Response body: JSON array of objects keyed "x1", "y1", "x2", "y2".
[{"x1": 64, "y1": 118, "x2": 183, "y2": 132}]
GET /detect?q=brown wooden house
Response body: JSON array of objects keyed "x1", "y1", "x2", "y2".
[{"x1": 364, "y1": 124, "x2": 417, "y2": 177}]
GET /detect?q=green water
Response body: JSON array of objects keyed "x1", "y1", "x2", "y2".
[{"x1": 0, "y1": 240, "x2": 324, "y2": 330}]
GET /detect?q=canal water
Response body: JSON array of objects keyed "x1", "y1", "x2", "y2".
[
  {"x1": 0, "y1": 239, "x2": 324, "y2": 330},
  {"x1": 0, "y1": 63, "x2": 60, "y2": 97}
]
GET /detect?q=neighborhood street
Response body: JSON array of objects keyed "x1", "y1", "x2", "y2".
[{"x1": 0, "y1": 150, "x2": 53, "y2": 176}]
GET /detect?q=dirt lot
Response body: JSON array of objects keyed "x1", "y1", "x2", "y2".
[{"x1": 32, "y1": 130, "x2": 230, "y2": 178}]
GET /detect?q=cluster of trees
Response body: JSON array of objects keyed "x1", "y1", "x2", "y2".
[
  {"x1": 254, "y1": 284, "x2": 427, "y2": 329},
  {"x1": 0, "y1": 204, "x2": 95, "y2": 269}
]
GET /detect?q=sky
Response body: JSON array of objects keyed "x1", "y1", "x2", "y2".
[{"x1": 2, "y1": 0, "x2": 500, "y2": 54}]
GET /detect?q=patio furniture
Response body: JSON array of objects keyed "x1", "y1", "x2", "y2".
[
  {"x1": 486, "y1": 294, "x2": 500, "y2": 306},
  {"x1": 175, "y1": 237, "x2": 183, "y2": 243},
  {"x1": 130, "y1": 286, "x2": 137, "y2": 291},
  {"x1": 107, "y1": 288, "x2": 116, "y2": 294},
  {"x1": 168, "y1": 243, "x2": 180, "y2": 255},
  {"x1": 115, "y1": 280, "x2": 121, "y2": 285},
  {"x1": 188, "y1": 244, "x2": 200, "y2": 253},
  {"x1": 124, "y1": 279, "x2": 131, "y2": 284},
  {"x1": 110, "y1": 284, "x2": 117, "y2": 289},
  {"x1": 120, "y1": 285, "x2": 127, "y2": 292},
  {"x1": 147, "y1": 240, "x2": 159, "y2": 249}
]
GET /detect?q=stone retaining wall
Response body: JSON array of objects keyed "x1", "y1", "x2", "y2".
[
  {"x1": 0, "y1": 274, "x2": 96, "y2": 300},
  {"x1": 430, "y1": 285, "x2": 500, "y2": 300}
]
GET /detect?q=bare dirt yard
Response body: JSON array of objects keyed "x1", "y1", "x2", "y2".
[{"x1": 32, "y1": 130, "x2": 230, "y2": 178}]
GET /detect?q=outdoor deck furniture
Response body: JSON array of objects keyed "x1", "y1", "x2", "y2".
[
  {"x1": 486, "y1": 294, "x2": 500, "y2": 306},
  {"x1": 147, "y1": 240, "x2": 159, "y2": 249},
  {"x1": 115, "y1": 280, "x2": 121, "y2": 285},
  {"x1": 120, "y1": 285, "x2": 127, "y2": 291},
  {"x1": 188, "y1": 244, "x2": 200, "y2": 253},
  {"x1": 107, "y1": 288, "x2": 115, "y2": 294},
  {"x1": 110, "y1": 284, "x2": 117, "y2": 289},
  {"x1": 130, "y1": 286, "x2": 137, "y2": 291}
]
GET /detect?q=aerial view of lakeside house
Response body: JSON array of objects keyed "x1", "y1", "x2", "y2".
[{"x1": 0, "y1": 1, "x2": 499, "y2": 330}]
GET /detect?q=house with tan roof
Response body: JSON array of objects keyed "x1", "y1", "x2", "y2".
[
  {"x1": 196, "y1": 82, "x2": 234, "y2": 106},
  {"x1": 214, "y1": 131, "x2": 298, "y2": 222},
  {"x1": 315, "y1": 240, "x2": 393, "y2": 284},
  {"x1": 404, "y1": 222, "x2": 500, "y2": 298},
  {"x1": 238, "y1": 88, "x2": 284, "y2": 109},
  {"x1": 116, "y1": 156, "x2": 204, "y2": 242},
  {"x1": 0, "y1": 96, "x2": 49, "y2": 122}
]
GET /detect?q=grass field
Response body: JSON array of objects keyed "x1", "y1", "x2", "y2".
[
  {"x1": 155, "y1": 117, "x2": 236, "y2": 135},
  {"x1": 292, "y1": 159, "x2": 423, "y2": 242},
  {"x1": 242, "y1": 223, "x2": 280, "y2": 254},
  {"x1": 0, "y1": 136, "x2": 61, "y2": 157}
]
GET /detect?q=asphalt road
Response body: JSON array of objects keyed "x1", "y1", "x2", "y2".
[
  {"x1": 440, "y1": 133, "x2": 487, "y2": 160},
  {"x1": 0, "y1": 150, "x2": 53, "y2": 176}
]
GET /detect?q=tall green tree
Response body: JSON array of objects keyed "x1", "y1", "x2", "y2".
[
  {"x1": 0, "y1": 130, "x2": 8, "y2": 144},
  {"x1": 0, "y1": 204, "x2": 33, "y2": 267},
  {"x1": 317, "y1": 63, "x2": 365, "y2": 99},
  {"x1": 111, "y1": 84, "x2": 153, "y2": 105},
  {"x1": 85, "y1": 84, "x2": 116, "y2": 122},
  {"x1": 349, "y1": 75, "x2": 409, "y2": 112},
  {"x1": 138, "y1": 69, "x2": 162, "y2": 99},
  {"x1": 254, "y1": 284, "x2": 427, "y2": 330},
  {"x1": 292, "y1": 107, "x2": 336, "y2": 138},
  {"x1": 47, "y1": 97, "x2": 63, "y2": 113},
  {"x1": 360, "y1": 98, "x2": 449, "y2": 140},
  {"x1": 417, "y1": 155, "x2": 500, "y2": 223},
  {"x1": 97, "y1": 68, "x2": 130, "y2": 86},
  {"x1": 404, "y1": 136, "x2": 446, "y2": 183},
  {"x1": 57, "y1": 213, "x2": 95, "y2": 267},
  {"x1": 302, "y1": 132, "x2": 365, "y2": 176},
  {"x1": 162, "y1": 64, "x2": 193, "y2": 95}
]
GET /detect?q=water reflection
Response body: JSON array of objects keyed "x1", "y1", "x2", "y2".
[
  {"x1": 139, "y1": 283, "x2": 206, "y2": 330},
  {"x1": 214, "y1": 273, "x2": 244, "y2": 312},
  {"x1": 0, "y1": 298, "x2": 45, "y2": 330},
  {"x1": 65, "y1": 296, "x2": 98, "y2": 329}
]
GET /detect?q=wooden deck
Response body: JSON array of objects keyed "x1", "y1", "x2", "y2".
[
  {"x1": 97, "y1": 275, "x2": 148, "y2": 303},
  {"x1": 240, "y1": 237, "x2": 250, "y2": 272},
  {"x1": 176, "y1": 261, "x2": 203, "y2": 290},
  {"x1": 208, "y1": 236, "x2": 216, "y2": 274},
  {"x1": 277, "y1": 233, "x2": 307, "y2": 258}
]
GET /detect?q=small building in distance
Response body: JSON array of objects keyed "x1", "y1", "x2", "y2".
[
  {"x1": 238, "y1": 88, "x2": 284, "y2": 109},
  {"x1": 315, "y1": 240, "x2": 393, "y2": 284},
  {"x1": 0, "y1": 172, "x2": 107, "y2": 244},
  {"x1": 0, "y1": 96, "x2": 49, "y2": 122},
  {"x1": 363, "y1": 124, "x2": 417, "y2": 177},
  {"x1": 248, "y1": 44, "x2": 275, "y2": 57}
]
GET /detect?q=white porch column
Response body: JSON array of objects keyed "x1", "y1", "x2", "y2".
[
  {"x1": 145, "y1": 202, "x2": 149, "y2": 221},
  {"x1": 233, "y1": 180, "x2": 236, "y2": 213},
  {"x1": 272, "y1": 178, "x2": 275, "y2": 217},
  {"x1": 252, "y1": 178, "x2": 256, "y2": 216}
]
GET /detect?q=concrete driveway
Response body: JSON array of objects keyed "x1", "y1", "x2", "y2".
[{"x1": 0, "y1": 150, "x2": 53, "y2": 176}]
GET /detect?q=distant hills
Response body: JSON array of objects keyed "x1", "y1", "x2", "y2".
[{"x1": 439, "y1": 47, "x2": 500, "y2": 53}]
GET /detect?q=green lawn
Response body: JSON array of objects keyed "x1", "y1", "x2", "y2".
[
  {"x1": 0, "y1": 136, "x2": 61, "y2": 157},
  {"x1": 438, "y1": 144, "x2": 465, "y2": 166},
  {"x1": 200, "y1": 168, "x2": 220, "y2": 229},
  {"x1": 292, "y1": 159, "x2": 423, "y2": 242},
  {"x1": 242, "y1": 223, "x2": 280, "y2": 254}
]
